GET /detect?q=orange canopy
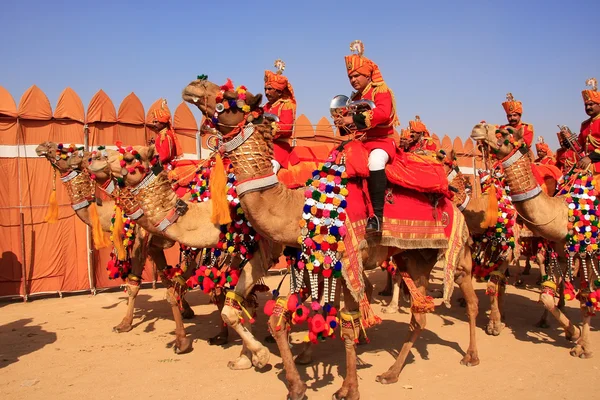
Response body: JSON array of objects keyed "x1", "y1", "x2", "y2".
[
  {"x1": 117, "y1": 93, "x2": 145, "y2": 125},
  {"x1": 54, "y1": 87, "x2": 85, "y2": 122},
  {"x1": 18, "y1": 85, "x2": 52, "y2": 120},
  {"x1": 86, "y1": 90, "x2": 117, "y2": 123},
  {"x1": 0, "y1": 86, "x2": 17, "y2": 117}
]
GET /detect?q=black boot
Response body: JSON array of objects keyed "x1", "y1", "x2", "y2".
[{"x1": 366, "y1": 170, "x2": 387, "y2": 233}]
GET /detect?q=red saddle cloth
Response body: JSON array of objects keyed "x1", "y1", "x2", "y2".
[
  {"x1": 531, "y1": 163, "x2": 562, "y2": 196},
  {"x1": 279, "y1": 145, "x2": 331, "y2": 189},
  {"x1": 168, "y1": 159, "x2": 202, "y2": 198}
]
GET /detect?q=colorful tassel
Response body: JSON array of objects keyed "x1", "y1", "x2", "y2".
[
  {"x1": 112, "y1": 205, "x2": 127, "y2": 261},
  {"x1": 209, "y1": 153, "x2": 232, "y2": 225},
  {"x1": 89, "y1": 202, "x2": 110, "y2": 249}
]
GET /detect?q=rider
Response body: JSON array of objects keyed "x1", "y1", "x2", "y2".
[
  {"x1": 499, "y1": 93, "x2": 534, "y2": 148},
  {"x1": 148, "y1": 99, "x2": 182, "y2": 166},
  {"x1": 334, "y1": 40, "x2": 400, "y2": 233},
  {"x1": 555, "y1": 127, "x2": 580, "y2": 175},
  {"x1": 263, "y1": 59, "x2": 296, "y2": 174},
  {"x1": 401, "y1": 115, "x2": 438, "y2": 153},
  {"x1": 534, "y1": 137, "x2": 556, "y2": 165},
  {"x1": 576, "y1": 78, "x2": 600, "y2": 172}
]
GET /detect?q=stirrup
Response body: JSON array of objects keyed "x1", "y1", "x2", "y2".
[{"x1": 366, "y1": 216, "x2": 381, "y2": 233}]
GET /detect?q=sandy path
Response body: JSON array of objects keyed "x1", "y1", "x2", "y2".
[{"x1": 0, "y1": 268, "x2": 597, "y2": 400}]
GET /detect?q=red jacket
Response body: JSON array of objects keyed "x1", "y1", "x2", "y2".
[
  {"x1": 264, "y1": 98, "x2": 295, "y2": 139},
  {"x1": 351, "y1": 84, "x2": 397, "y2": 138},
  {"x1": 499, "y1": 122, "x2": 534, "y2": 147},
  {"x1": 579, "y1": 114, "x2": 600, "y2": 173}
]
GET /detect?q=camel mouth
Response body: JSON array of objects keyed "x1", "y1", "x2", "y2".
[
  {"x1": 469, "y1": 128, "x2": 487, "y2": 141},
  {"x1": 182, "y1": 85, "x2": 202, "y2": 105}
]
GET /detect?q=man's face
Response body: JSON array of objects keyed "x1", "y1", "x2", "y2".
[
  {"x1": 264, "y1": 85, "x2": 282, "y2": 103},
  {"x1": 507, "y1": 112, "x2": 521, "y2": 126},
  {"x1": 348, "y1": 72, "x2": 370, "y2": 92},
  {"x1": 148, "y1": 120, "x2": 167, "y2": 133},
  {"x1": 585, "y1": 101, "x2": 600, "y2": 117},
  {"x1": 537, "y1": 149, "x2": 547, "y2": 158}
]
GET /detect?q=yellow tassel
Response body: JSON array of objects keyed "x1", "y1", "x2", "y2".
[
  {"x1": 112, "y1": 205, "x2": 127, "y2": 261},
  {"x1": 44, "y1": 170, "x2": 59, "y2": 224},
  {"x1": 89, "y1": 202, "x2": 110, "y2": 249},
  {"x1": 209, "y1": 154, "x2": 232, "y2": 225},
  {"x1": 481, "y1": 186, "x2": 499, "y2": 230}
]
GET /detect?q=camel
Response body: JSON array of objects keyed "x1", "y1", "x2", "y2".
[
  {"x1": 35, "y1": 141, "x2": 200, "y2": 353},
  {"x1": 91, "y1": 145, "x2": 281, "y2": 370},
  {"x1": 471, "y1": 122, "x2": 593, "y2": 358},
  {"x1": 182, "y1": 78, "x2": 479, "y2": 400}
]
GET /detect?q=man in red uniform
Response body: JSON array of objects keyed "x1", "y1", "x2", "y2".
[
  {"x1": 534, "y1": 137, "x2": 556, "y2": 165},
  {"x1": 555, "y1": 127, "x2": 580, "y2": 175},
  {"x1": 576, "y1": 78, "x2": 600, "y2": 172},
  {"x1": 148, "y1": 99, "x2": 182, "y2": 166},
  {"x1": 499, "y1": 93, "x2": 534, "y2": 148},
  {"x1": 263, "y1": 59, "x2": 296, "y2": 173},
  {"x1": 400, "y1": 116, "x2": 437, "y2": 153},
  {"x1": 334, "y1": 40, "x2": 399, "y2": 232}
]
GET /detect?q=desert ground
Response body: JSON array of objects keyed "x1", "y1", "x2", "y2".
[{"x1": 1, "y1": 266, "x2": 598, "y2": 400}]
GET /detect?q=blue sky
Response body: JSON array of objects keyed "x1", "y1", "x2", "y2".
[{"x1": 1, "y1": 0, "x2": 597, "y2": 150}]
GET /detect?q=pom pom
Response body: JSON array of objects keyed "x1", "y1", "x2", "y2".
[
  {"x1": 311, "y1": 301, "x2": 321, "y2": 311},
  {"x1": 287, "y1": 294, "x2": 299, "y2": 312},
  {"x1": 264, "y1": 299, "x2": 276, "y2": 316}
]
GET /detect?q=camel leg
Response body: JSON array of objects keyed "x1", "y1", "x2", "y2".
[
  {"x1": 539, "y1": 286, "x2": 579, "y2": 341},
  {"x1": 332, "y1": 283, "x2": 360, "y2": 400},
  {"x1": 379, "y1": 270, "x2": 393, "y2": 296},
  {"x1": 221, "y1": 256, "x2": 269, "y2": 370},
  {"x1": 181, "y1": 296, "x2": 195, "y2": 319},
  {"x1": 455, "y1": 246, "x2": 480, "y2": 366},
  {"x1": 207, "y1": 290, "x2": 229, "y2": 346},
  {"x1": 113, "y1": 231, "x2": 147, "y2": 333},
  {"x1": 485, "y1": 269, "x2": 506, "y2": 336},
  {"x1": 381, "y1": 279, "x2": 400, "y2": 314},
  {"x1": 570, "y1": 306, "x2": 593, "y2": 359},
  {"x1": 165, "y1": 285, "x2": 193, "y2": 354},
  {"x1": 376, "y1": 253, "x2": 433, "y2": 385}
]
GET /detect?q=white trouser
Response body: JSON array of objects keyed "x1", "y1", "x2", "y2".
[
  {"x1": 271, "y1": 159, "x2": 281, "y2": 174},
  {"x1": 368, "y1": 148, "x2": 389, "y2": 171}
]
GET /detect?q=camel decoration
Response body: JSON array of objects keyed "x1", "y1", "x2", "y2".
[
  {"x1": 90, "y1": 145, "x2": 282, "y2": 370},
  {"x1": 471, "y1": 122, "x2": 595, "y2": 359},
  {"x1": 182, "y1": 77, "x2": 480, "y2": 400},
  {"x1": 35, "y1": 142, "x2": 207, "y2": 352}
]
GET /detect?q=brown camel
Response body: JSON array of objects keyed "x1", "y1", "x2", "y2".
[
  {"x1": 182, "y1": 78, "x2": 479, "y2": 400},
  {"x1": 92, "y1": 146, "x2": 281, "y2": 370},
  {"x1": 471, "y1": 123, "x2": 592, "y2": 358},
  {"x1": 35, "y1": 141, "x2": 199, "y2": 354}
]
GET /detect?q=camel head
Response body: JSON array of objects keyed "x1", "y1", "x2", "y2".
[
  {"x1": 87, "y1": 147, "x2": 119, "y2": 185},
  {"x1": 470, "y1": 122, "x2": 524, "y2": 160},
  {"x1": 104, "y1": 145, "x2": 156, "y2": 187},
  {"x1": 182, "y1": 77, "x2": 263, "y2": 135},
  {"x1": 36, "y1": 141, "x2": 76, "y2": 173}
]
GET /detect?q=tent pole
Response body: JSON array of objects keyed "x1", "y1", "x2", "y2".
[
  {"x1": 196, "y1": 130, "x2": 201, "y2": 160},
  {"x1": 20, "y1": 212, "x2": 28, "y2": 302},
  {"x1": 84, "y1": 124, "x2": 96, "y2": 295}
]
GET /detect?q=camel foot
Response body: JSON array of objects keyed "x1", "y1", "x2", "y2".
[
  {"x1": 332, "y1": 385, "x2": 360, "y2": 400},
  {"x1": 207, "y1": 333, "x2": 228, "y2": 346},
  {"x1": 381, "y1": 304, "x2": 398, "y2": 314},
  {"x1": 457, "y1": 297, "x2": 467, "y2": 308},
  {"x1": 376, "y1": 370, "x2": 399, "y2": 385},
  {"x1": 287, "y1": 383, "x2": 308, "y2": 400},
  {"x1": 228, "y1": 354, "x2": 253, "y2": 370},
  {"x1": 251, "y1": 346, "x2": 270, "y2": 369},
  {"x1": 378, "y1": 289, "x2": 392, "y2": 297},
  {"x1": 486, "y1": 321, "x2": 505, "y2": 336},
  {"x1": 174, "y1": 336, "x2": 193, "y2": 355},
  {"x1": 460, "y1": 352, "x2": 480, "y2": 367},
  {"x1": 570, "y1": 344, "x2": 593, "y2": 359},
  {"x1": 294, "y1": 349, "x2": 313, "y2": 365},
  {"x1": 181, "y1": 307, "x2": 195, "y2": 320},
  {"x1": 535, "y1": 319, "x2": 550, "y2": 329},
  {"x1": 113, "y1": 321, "x2": 133, "y2": 333},
  {"x1": 566, "y1": 326, "x2": 581, "y2": 342}
]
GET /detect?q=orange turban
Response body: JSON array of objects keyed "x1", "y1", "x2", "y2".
[
  {"x1": 502, "y1": 93, "x2": 522, "y2": 115},
  {"x1": 345, "y1": 40, "x2": 384, "y2": 85},
  {"x1": 400, "y1": 128, "x2": 411, "y2": 138},
  {"x1": 264, "y1": 59, "x2": 296, "y2": 103},
  {"x1": 151, "y1": 99, "x2": 171, "y2": 124},
  {"x1": 582, "y1": 78, "x2": 600, "y2": 104},
  {"x1": 409, "y1": 116, "x2": 429, "y2": 135}
]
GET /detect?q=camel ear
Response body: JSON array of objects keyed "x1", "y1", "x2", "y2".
[
  {"x1": 450, "y1": 149, "x2": 456, "y2": 160},
  {"x1": 245, "y1": 93, "x2": 263, "y2": 108}
]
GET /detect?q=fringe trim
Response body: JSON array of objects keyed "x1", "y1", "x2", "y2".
[
  {"x1": 89, "y1": 202, "x2": 110, "y2": 249},
  {"x1": 113, "y1": 205, "x2": 127, "y2": 261},
  {"x1": 209, "y1": 154, "x2": 233, "y2": 225},
  {"x1": 359, "y1": 295, "x2": 381, "y2": 328}
]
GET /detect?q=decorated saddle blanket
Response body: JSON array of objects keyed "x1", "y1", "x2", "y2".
[
  {"x1": 531, "y1": 163, "x2": 561, "y2": 196},
  {"x1": 278, "y1": 145, "x2": 331, "y2": 189}
]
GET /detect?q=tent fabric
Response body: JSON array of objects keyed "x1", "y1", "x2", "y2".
[
  {"x1": 18, "y1": 85, "x2": 52, "y2": 120},
  {"x1": 117, "y1": 93, "x2": 145, "y2": 125},
  {"x1": 173, "y1": 102, "x2": 198, "y2": 155},
  {"x1": 0, "y1": 118, "x2": 18, "y2": 146},
  {"x1": 86, "y1": 90, "x2": 117, "y2": 123},
  {"x1": 294, "y1": 114, "x2": 314, "y2": 139},
  {"x1": 0, "y1": 86, "x2": 17, "y2": 117},
  {"x1": 54, "y1": 88, "x2": 85, "y2": 122}
]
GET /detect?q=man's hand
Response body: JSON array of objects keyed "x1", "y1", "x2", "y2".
[
  {"x1": 334, "y1": 115, "x2": 354, "y2": 127},
  {"x1": 577, "y1": 156, "x2": 592, "y2": 169}
]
